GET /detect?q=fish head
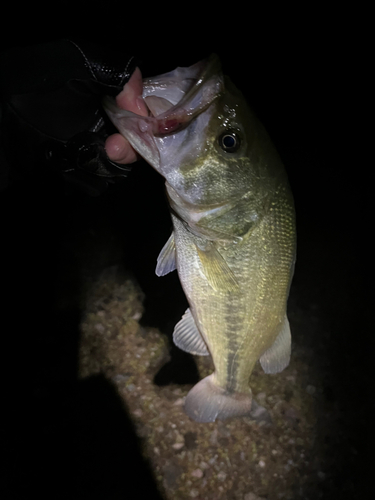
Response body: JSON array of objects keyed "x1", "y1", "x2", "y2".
[{"x1": 104, "y1": 54, "x2": 283, "y2": 241}]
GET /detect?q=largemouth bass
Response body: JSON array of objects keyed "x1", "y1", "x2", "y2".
[{"x1": 103, "y1": 55, "x2": 296, "y2": 422}]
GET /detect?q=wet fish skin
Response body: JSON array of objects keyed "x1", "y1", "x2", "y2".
[{"x1": 103, "y1": 55, "x2": 296, "y2": 422}]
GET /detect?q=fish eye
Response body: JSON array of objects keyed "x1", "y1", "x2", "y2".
[{"x1": 218, "y1": 130, "x2": 241, "y2": 153}]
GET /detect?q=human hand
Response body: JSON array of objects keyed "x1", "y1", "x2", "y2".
[{"x1": 105, "y1": 67, "x2": 148, "y2": 164}]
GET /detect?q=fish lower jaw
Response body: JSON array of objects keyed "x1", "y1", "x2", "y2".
[{"x1": 184, "y1": 374, "x2": 252, "y2": 423}]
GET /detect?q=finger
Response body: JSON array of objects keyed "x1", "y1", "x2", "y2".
[
  {"x1": 116, "y1": 67, "x2": 148, "y2": 117},
  {"x1": 105, "y1": 133, "x2": 138, "y2": 164}
]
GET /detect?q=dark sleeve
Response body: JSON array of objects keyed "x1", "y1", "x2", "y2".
[{"x1": 0, "y1": 39, "x2": 140, "y2": 195}]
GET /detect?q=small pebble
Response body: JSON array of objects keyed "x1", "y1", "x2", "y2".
[
  {"x1": 173, "y1": 398, "x2": 185, "y2": 406},
  {"x1": 94, "y1": 323, "x2": 105, "y2": 333},
  {"x1": 172, "y1": 442, "x2": 184, "y2": 450},
  {"x1": 217, "y1": 471, "x2": 226, "y2": 481},
  {"x1": 306, "y1": 385, "x2": 316, "y2": 395},
  {"x1": 191, "y1": 468, "x2": 203, "y2": 478},
  {"x1": 258, "y1": 460, "x2": 266, "y2": 468},
  {"x1": 174, "y1": 432, "x2": 184, "y2": 443}
]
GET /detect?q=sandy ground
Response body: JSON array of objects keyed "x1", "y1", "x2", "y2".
[{"x1": 77, "y1": 265, "x2": 346, "y2": 499}]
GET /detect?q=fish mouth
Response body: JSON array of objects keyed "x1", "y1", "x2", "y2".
[
  {"x1": 103, "y1": 54, "x2": 224, "y2": 172},
  {"x1": 141, "y1": 53, "x2": 224, "y2": 135}
]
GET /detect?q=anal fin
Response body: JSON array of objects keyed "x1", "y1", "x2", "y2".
[
  {"x1": 173, "y1": 308, "x2": 209, "y2": 356},
  {"x1": 259, "y1": 315, "x2": 291, "y2": 374}
]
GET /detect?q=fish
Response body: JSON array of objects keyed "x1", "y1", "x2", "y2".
[{"x1": 103, "y1": 54, "x2": 296, "y2": 423}]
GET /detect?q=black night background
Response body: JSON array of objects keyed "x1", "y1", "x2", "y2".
[{"x1": 1, "y1": 9, "x2": 371, "y2": 500}]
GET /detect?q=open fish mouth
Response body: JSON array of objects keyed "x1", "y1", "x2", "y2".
[
  {"x1": 140, "y1": 54, "x2": 223, "y2": 134},
  {"x1": 103, "y1": 54, "x2": 223, "y2": 145}
]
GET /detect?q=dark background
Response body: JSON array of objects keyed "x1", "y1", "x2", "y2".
[{"x1": 1, "y1": 9, "x2": 371, "y2": 500}]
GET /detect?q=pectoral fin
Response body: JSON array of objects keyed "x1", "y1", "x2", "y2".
[
  {"x1": 196, "y1": 243, "x2": 239, "y2": 292},
  {"x1": 259, "y1": 315, "x2": 291, "y2": 374},
  {"x1": 155, "y1": 233, "x2": 176, "y2": 276},
  {"x1": 173, "y1": 308, "x2": 209, "y2": 356}
]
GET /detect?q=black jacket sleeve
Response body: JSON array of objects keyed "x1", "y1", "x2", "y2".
[{"x1": 0, "y1": 39, "x2": 139, "y2": 195}]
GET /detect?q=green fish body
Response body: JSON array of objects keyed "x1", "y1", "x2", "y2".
[{"x1": 104, "y1": 55, "x2": 296, "y2": 422}]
